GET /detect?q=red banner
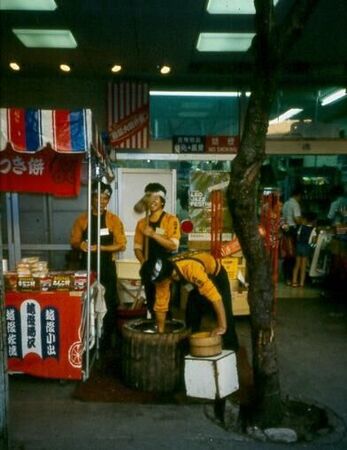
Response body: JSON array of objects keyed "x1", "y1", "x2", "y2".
[{"x1": 0, "y1": 147, "x2": 83, "y2": 197}]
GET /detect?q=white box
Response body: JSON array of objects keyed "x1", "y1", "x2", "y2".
[
  {"x1": 116, "y1": 259, "x2": 141, "y2": 280},
  {"x1": 184, "y1": 350, "x2": 239, "y2": 399}
]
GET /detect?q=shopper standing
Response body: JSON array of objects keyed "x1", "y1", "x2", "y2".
[
  {"x1": 327, "y1": 184, "x2": 347, "y2": 225},
  {"x1": 292, "y1": 212, "x2": 317, "y2": 288},
  {"x1": 281, "y1": 186, "x2": 303, "y2": 284}
]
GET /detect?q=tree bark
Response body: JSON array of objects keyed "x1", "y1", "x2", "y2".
[{"x1": 227, "y1": 0, "x2": 321, "y2": 427}]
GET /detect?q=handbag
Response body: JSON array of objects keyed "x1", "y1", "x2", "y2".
[{"x1": 280, "y1": 233, "x2": 295, "y2": 258}]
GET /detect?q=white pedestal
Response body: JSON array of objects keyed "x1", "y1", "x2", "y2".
[{"x1": 184, "y1": 350, "x2": 239, "y2": 399}]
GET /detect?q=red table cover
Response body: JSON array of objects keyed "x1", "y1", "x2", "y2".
[{"x1": 5, "y1": 291, "x2": 83, "y2": 380}]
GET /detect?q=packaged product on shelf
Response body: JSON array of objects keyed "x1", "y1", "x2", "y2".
[
  {"x1": 17, "y1": 276, "x2": 38, "y2": 291},
  {"x1": 37, "y1": 275, "x2": 53, "y2": 292},
  {"x1": 50, "y1": 272, "x2": 73, "y2": 291},
  {"x1": 73, "y1": 271, "x2": 88, "y2": 291}
]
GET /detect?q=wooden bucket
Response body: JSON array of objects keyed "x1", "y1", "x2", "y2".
[
  {"x1": 189, "y1": 331, "x2": 222, "y2": 357},
  {"x1": 121, "y1": 319, "x2": 189, "y2": 393}
]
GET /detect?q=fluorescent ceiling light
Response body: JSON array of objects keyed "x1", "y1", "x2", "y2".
[
  {"x1": 197, "y1": 33, "x2": 255, "y2": 52},
  {"x1": 0, "y1": 0, "x2": 57, "y2": 10},
  {"x1": 13, "y1": 29, "x2": 77, "y2": 48},
  {"x1": 150, "y1": 90, "x2": 251, "y2": 97},
  {"x1": 320, "y1": 89, "x2": 347, "y2": 106},
  {"x1": 207, "y1": 0, "x2": 278, "y2": 15},
  {"x1": 269, "y1": 108, "x2": 303, "y2": 124}
]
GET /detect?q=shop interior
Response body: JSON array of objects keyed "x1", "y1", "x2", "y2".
[
  {"x1": 2, "y1": 86, "x2": 346, "y2": 274},
  {"x1": 2, "y1": 152, "x2": 346, "y2": 279}
]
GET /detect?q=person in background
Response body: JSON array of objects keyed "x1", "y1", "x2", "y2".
[
  {"x1": 134, "y1": 183, "x2": 180, "y2": 317},
  {"x1": 70, "y1": 181, "x2": 127, "y2": 347},
  {"x1": 281, "y1": 186, "x2": 303, "y2": 285},
  {"x1": 327, "y1": 184, "x2": 347, "y2": 226},
  {"x1": 291, "y1": 212, "x2": 317, "y2": 288},
  {"x1": 140, "y1": 251, "x2": 239, "y2": 351}
]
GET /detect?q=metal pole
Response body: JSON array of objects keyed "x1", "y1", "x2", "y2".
[
  {"x1": 5, "y1": 194, "x2": 15, "y2": 270},
  {"x1": 84, "y1": 147, "x2": 92, "y2": 380},
  {"x1": 96, "y1": 178, "x2": 101, "y2": 353}
]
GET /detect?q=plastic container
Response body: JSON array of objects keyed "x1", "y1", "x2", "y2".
[{"x1": 189, "y1": 331, "x2": 222, "y2": 357}]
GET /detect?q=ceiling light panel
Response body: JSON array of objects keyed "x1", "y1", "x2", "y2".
[
  {"x1": 1, "y1": 0, "x2": 57, "y2": 10},
  {"x1": 150, "y1": 90, "x2": 250, "y2": 97},
  {"x1": 197, "y1": 33, "x2": 255, "y2": 52},
  {"x1": 269, "y1": 108, "x2": 303, "y2": 124},
  {"x1": 207, "y1": 0, "x2": 278, "y2": 15},
  {"x1": 320, "y1": 89, "x2": 347, "y2": 106},
  {"x1": 13, "y1": 29, "x2": 77, "y2": 48}
]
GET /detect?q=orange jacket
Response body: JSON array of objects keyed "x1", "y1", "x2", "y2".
[
  {"x1": 154, "y1": 252, "x2": 222, "y2": 313},
  {"x1": 134, "y1": 212, "x2": 180, "y2": 253},
  {"x1": 70, "y1": 210, "x2": 127, "y2": 260}
]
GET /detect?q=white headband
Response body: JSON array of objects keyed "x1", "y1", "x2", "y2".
[{"x1": 145, "y1": 190, "x2": 166, "y2": 200}]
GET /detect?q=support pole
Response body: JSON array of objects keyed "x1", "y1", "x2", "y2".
[{"x1": 84, "y1": 146, "x2": 93, "y2": 380}]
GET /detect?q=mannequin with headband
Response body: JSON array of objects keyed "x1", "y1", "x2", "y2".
[
  {"x1": 134, "y1": 182, "x2": 181, "y2": 321},
  {"x1": 70, "y1": 180, "x2": 127, "y2": 349}
]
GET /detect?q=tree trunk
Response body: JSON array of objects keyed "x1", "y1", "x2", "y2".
[
  {"x1": 227, "y1": 123, "x2": 283, "y2": 426},
  {"x1": 227, "y1": 0, "x2": 321, "y2": 427}
]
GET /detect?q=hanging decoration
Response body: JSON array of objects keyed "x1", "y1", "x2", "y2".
[
  {"x1": 0, "y1": 108, "x2": 92, "y2": 197},
  {"x1": 260, "y1": 189, "x2": 281, "y2": 308},
  {"x1": 107, "y1": 81, "x2": 149, "y2": 149}
]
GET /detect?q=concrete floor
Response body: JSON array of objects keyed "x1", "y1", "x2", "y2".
[{"x1": 7, "y1": 283, "x2": 347, "y2": 450}]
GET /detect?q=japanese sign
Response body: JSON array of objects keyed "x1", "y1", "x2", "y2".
[
  {"x1": 6, "y1": 300, "x2": 59, "y2": 360},
  {"x1": 5, "y1": 291, "x2": 83, "y2": 380},
  {"x1": 173, "y1": 136, "x2": 205, "y2": 153},
  {"x1": 205, "y1": 135, "x2": 239, "y2": 153},
  {"x1": 0, "y1": 147, "x2": 83, "y2": 197},
  {"x1": 172, "y1": 135, "x2": 239, "y2": 154}
]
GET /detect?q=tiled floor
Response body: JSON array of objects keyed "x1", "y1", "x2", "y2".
[{"x1": 277, "y1": 281, "x2": 324, "y2": 298}]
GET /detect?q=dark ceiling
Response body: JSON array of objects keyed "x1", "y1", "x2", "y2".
[
  {"x1": 1, "y1": 0, "x2": 347, "y2": 129},
  {"x1": 1, "y1": 0, "x2": 347, "y2": 87}
]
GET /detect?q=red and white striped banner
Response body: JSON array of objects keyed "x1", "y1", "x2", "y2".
[
  {"x1": 107, "y1": 81, "x2": 149, "y2": 149},
  {"x1": 1, "y1": 108, "x2": 91, "y2": 153}
]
